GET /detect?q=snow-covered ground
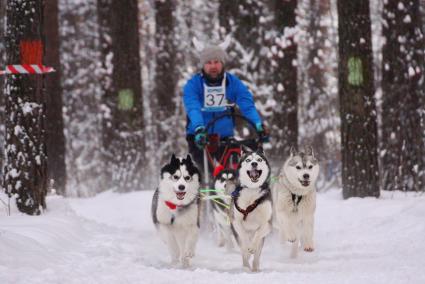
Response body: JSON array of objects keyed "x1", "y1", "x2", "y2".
[{"x1": 1, "y1": 189, "x2": 425, "y2": 284}]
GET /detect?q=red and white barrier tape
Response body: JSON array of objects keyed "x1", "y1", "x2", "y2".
[{"x1": 0, "y1": 64, "x2": 55, "y2": 75}]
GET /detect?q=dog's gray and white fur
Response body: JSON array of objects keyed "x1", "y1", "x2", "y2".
[
  {"x1": 210, "y1": 169, "x2": 238, "y2": 250},
  {"x1": 230, "y1": 148, "x2": 272, "y2": 272},
  {"x1": 151, "y1": 154, "x2": 201, "y2": 267},
  {"x1": 272, "y1": 146, "x2": 319, "y2": 258}
]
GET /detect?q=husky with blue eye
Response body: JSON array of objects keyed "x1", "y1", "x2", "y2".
[
  {"x1": 272, "y1": 146, "x2": 320, "y2": 258},
  {"x1": 230, "y1": 147, "x2": 272, "y2": 272},
  {"x1": 151, "y1": 154, "x2": 201, "y2": 267}
]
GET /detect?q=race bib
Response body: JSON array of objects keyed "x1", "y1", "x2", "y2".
[{"x1": 203, "y1": 74, "x2": 227, "y2": 111}]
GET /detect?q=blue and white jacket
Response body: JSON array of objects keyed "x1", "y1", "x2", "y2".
[{"x1": 183, "y1": 72, "x2": 262, "y2": 138}]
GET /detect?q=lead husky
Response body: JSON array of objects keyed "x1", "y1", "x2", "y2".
[
  {"x1": 230, "y1": 148, "x2": 272, "y2": 272},
  {"x1": 272, "y1": 146, "x2": 319, "y2": 258},
  {"x1": 210, "y1": 169, "x2": 238, "y2": 250},
  {"x1": 151, "y1": 154, "x2": 201, "y2": 267}
]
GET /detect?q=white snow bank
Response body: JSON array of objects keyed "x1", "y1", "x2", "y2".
[{"x1": 0, "y1": 189, "x2": 424, "y2": 284}]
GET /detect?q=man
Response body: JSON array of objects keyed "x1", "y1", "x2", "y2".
[{"x1": 183, "y1": 42, "x2": 268, "y2": 169}]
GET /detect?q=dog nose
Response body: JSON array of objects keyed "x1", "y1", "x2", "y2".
[
  {"x1": 178, "y1": 185, "x2": 185, "y2": 191},
  {"x1": 303, "y1": 174, "x2": 310, "y2": 180},
  {"x1": 251, "y1": 162, "x2": 258, "y2": 168}
]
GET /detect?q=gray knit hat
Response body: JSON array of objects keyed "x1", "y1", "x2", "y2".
[{"x1": 200, "y1": 45, "x2": 227, "y2": 66}]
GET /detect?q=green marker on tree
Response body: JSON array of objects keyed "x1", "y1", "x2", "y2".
[
  {"x1": 118, "y1": 89, "x2": 134, "y2": 110},
  {"x1": 348, "y1": 57, "x2": 364, "y2": 86}
]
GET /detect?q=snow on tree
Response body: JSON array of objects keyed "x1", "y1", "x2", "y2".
[
  {"x1": 0, "y1": 1, "x2": 5, "y2": 182},
  {"x1": 267, "y1": 0, "x2": 299, "y2": 165},
  {"x1": 97, "y1": 0, "x2": 145, "y2": 192},
  {"x1": 381, "y1": 0, "x2": 425, "y2": 191},
  {"x1": 297, "y1": 0, "x2": 341, "y2": 189},
  {"x1": 3, "y1": 0, "x2": 48, "y2": 214},
  {"x1": 59, "y1": 0, "x2": 105, "y2": 197}
]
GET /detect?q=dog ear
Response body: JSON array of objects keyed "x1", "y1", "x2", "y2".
[
  {"x1": 185, "y1": 154, "x2": 193, "y2": 164},
  {"x1": 241, "y1": 145, "x2": 252, "y2": 155},
  {"x1": 256, "y1": 145, "x2": 264, "y2": 155},
  {"x1": 290, "y1": 146, "x2": 297, "y2": 156},
  {"x1": 305, "y1": 146, "x2": 314, "y2": 157},
  {"x1": 170, "y1": 154, "x2": 180, "y2": 167}
]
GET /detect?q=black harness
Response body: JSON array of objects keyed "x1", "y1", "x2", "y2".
[
  {"x1": 232, "y1": 183, "x2": 270, "y2": 221},
  {"x1": 291, "y1": 193, "x2": 303, "y2": 207}
]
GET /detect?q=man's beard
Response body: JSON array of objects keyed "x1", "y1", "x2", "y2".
[{"x1": 202, "y1": 69, "x2": 225, "y2": 85}]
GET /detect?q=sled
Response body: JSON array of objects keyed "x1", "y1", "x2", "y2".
[{"x1": 201, "y1": 112, "x2": 263, "y2": 186}]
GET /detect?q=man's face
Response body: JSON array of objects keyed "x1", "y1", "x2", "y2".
[{"x1": 203, "y1": 60, "x2": 223, "y2": 79}]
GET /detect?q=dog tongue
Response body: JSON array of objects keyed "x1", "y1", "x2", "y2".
[
  {"x1": 249, "y1": 169, "x2": 260, "y2": 180},
  {"x1": 176, "y1": 192, "x2": 186, "y2": 200}
]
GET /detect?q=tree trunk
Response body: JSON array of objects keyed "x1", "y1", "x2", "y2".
[
  {"x1": 269, "y1": 0, "x2": 298, "y2": 162},
  {"x1": 3, "y1": 0, "x2": 48, "y2": 214},
  {"x1": 44, "y1": 0, "x2": 66, "y2": 195},
  {"x1": 154, "y1": 0, "x2": 177, "y2": 152},
  {"x1": 0, "y1": 0, "x2": 5, "y2": 178},
  {"x1": 98, "y1": 0, "x2": 145, "y2": 192},
  {"x1": 337, "y1": 0, "x2": 380, "y2": 198},
  {"x1": 59, "y1": 0, "x2": 104, "y2": 197},
  {"x1": 381, "y1": 0, "x2": 425, "y2": 191}
]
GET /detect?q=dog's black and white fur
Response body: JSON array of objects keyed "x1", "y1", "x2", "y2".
[
  {"x1": 151, "y1": 154, "x2": 201, "y2": 267},
  {"x1": 272, "y1": 146, "x2": 319, "y2": 258},
  {"x1": 230, "y1": 148, "x2": 272, "y2": 272},
  {"x1": 210, "y1": 169, "x2": 238, "y2": 250}
]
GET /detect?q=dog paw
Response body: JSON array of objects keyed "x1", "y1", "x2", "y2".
[
  {"x1": 182, "y1": 256, "x2": 192, "y2": 268},
  {"x1": 182, "y1": 260, "x2": 190, "y2": 268},
  {"x1": 184, "y1": 251, "x2": 195, "y2": 258},
  {"x1": 283, "y1": 231, "x2": 297, "y2": 243},
  {"x1": 304, "y1": 246, "x2": 314, "y2": 252}
]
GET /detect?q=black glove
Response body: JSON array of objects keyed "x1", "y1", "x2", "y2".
[{"x1": 255, "y1": 123, "x2": 270, "y2": 143}]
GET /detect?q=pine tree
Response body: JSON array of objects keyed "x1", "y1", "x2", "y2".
[
  {"x1": 381, "y1": 0, "x2": 425, "y2": 191},
  {"x1": 269, "y1": 0, "x2": 299, "y2": 163},
  {"x1": 298, "y1": 0, "x2": 340, "y2": 177},
  {"x1": 0, "y1": 0, "x2": 5, "y2": 178},
  {"x1": 44, "y1": 0, "x2": 67, "y2": 195},
  {"x1": 337, "y1": 0, "x2": 380, "y2": 198},
  {"x1": 3, "y1": 0, "x2": 48, "y2": 214},
  {"x1": 153, "y1": 0, "x2": 178, "y2": 161},
  {"x1": 98, "y1": 0, "x2": 144, "y2": 192},
  {"x1": 59, "y1": 0, "x2": 104, "y2": 197}
]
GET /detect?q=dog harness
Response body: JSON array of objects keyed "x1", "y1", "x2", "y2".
[
  {"x1": 291, "y1": 193, "x2": 302, "y2": 207},
  {"x1": 232, "y1": 184, "x2": 270, "y2": 221}
]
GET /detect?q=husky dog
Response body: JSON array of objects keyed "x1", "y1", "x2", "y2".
[
  {"x1": 210, "y1": 169, "x2": 238, "y2": 250},
  {"x1": 151, "y1": 154, "x2": 201, "y2": 267},
  {"x1": 230, "y1": 148, "x2": 272, "y2": 272},
  {"x1": 272, "y1": 146, "x2": 319, "y2": 258}
]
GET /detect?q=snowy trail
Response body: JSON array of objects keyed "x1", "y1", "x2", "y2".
[{"x1": 1, "y1": 190, "x2": 425, "y2": 284}]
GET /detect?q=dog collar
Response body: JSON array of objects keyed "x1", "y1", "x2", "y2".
[
  {"x1": 164, "y1": 195, "x2": 200, "y2": 211},
  {"x1": 164, "y1": 201, "x2": 181, "y2": 210}
]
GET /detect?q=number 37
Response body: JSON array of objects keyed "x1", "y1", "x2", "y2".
[{"x1": 206, "y1": 93, "x2": 224, "y2": 106}]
